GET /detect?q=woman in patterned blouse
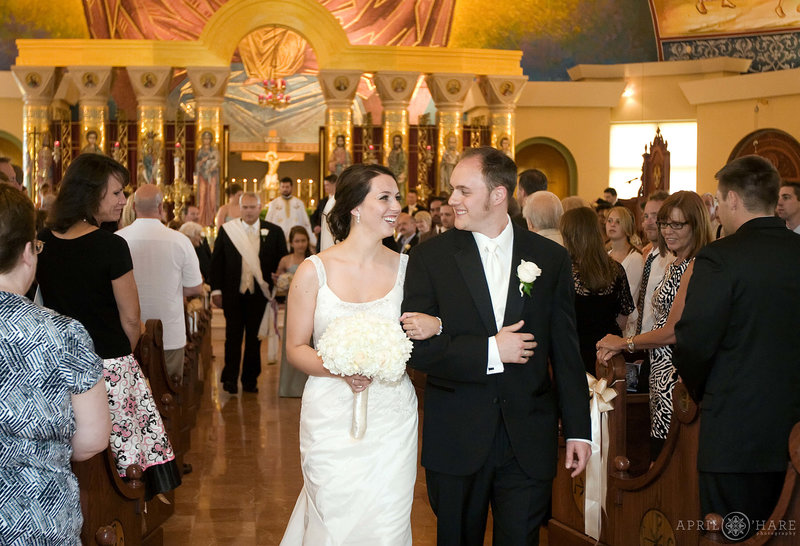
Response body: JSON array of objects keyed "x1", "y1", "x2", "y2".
[
  {"x1": 0, "y1": 185, "x2": 110, "y2": 544},
  {"x1": 597, "y1": 191, "x2": 713, "y2": 460}
]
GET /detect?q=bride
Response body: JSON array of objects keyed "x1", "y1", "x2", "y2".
[{"x1": 280, "y1": 164, "x2": 438, "y2": 545}]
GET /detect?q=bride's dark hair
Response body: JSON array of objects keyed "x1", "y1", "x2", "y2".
[{"x1": 328, "y1": 163, "x2": 396, "y2": 242}]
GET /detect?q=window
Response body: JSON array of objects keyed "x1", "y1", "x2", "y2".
[{"x1": 609, "y1": 122, "x2": 697, "y2": 199}]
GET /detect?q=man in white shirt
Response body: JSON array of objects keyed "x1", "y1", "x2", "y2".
[
  {"x1": 403, "y1": 146, "x2": 590, "y2": 545},
  {"x1": 117, "y1": 184, "x2": 203, "y2": 378},
  {"x1": 265, "y1": 177, "x2": 316, "y2": 248},
  {"x1": 776, "y1": 182, "x2": 800, "y2": 234}
]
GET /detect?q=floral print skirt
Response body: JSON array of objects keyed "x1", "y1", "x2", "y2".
[{"x1": 103, "y1": 354, "x2": 180, "y2": 498}]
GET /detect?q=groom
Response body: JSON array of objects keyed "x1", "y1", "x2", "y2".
[{"x1": 403, "y1": 147, "x2": 591, "y2": 545}]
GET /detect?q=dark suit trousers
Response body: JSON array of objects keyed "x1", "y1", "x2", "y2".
[
  {"x1": 699, "y1": 471, "x2": 784, "y2": 539},
  {"x1": 221, "y1": 290, "x2": 267, "y2": 389},
  {"x1": 426, "y1": 415, "x2": 551, "y2": 546}
]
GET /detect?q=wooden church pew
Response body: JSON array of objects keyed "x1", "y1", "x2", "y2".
[
  {"x1": 134, "y1": 319, "x2": 181, "y2": 546},
  {"x1": 549, "y1": 355, "x2": 800, "y2": 545},
  {"x1": 73, "y1": 454, "x2": 144, "y2": 545}
]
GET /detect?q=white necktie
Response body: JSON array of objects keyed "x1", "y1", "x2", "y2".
[{"x1": 484, "y1": 241, "x2": 504, "y2": 329}]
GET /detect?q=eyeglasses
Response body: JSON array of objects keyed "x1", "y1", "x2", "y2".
[
  {"x1": 657, "y1": 221, "x2": 689, "y2": 230},
  {"x1": 33, "y1": 239, "x2": 44, "y2": 255}
]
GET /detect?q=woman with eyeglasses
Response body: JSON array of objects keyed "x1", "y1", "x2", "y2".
[
  {"x1": 0, "y1": 185, "x2": 111, "y2": 544},
  {"x1": 36, "y1": 153, "x2": 181, "y2": 500},
  {"x1": 597, "y1": 191, "x2": 713, "y2": 460}
]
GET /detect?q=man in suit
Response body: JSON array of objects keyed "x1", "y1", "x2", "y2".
[
  {"x1": 674, "y1": 155, "x2": 800, "y2": 538},
  {"x1": 211, "y1": 192, "x2": 287, "y2": 394},
  {"x1": 401, "y1": 188, "x2": 426, "y2": 216},
  {"x1": 394, "y1": 212, "x2": 418, "y2": 254},
  {"x1": 403, "y1": 147, "x2": 591, "y2": 545}
]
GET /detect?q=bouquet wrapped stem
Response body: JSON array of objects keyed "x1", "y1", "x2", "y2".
[
  {"x1": 351, "y1": 389, "x2": 368, "y2": 439},
  {"x1": 317, "y1": 312, "x2": 413, "y2": 441}
]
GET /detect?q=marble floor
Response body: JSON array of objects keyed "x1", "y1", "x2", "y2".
[{"x1": 160, "y1": 310, "x2": 546, "y2": 545}]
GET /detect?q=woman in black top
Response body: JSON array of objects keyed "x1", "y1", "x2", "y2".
[
  {"x1": 37, "y1": 153, "x2": 180, "y2": 499},
  {"x1": 560, "y1": 206, "x2": 634, "y2": 374}
]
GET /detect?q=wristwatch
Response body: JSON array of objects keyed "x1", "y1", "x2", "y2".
[{"x1": 626, "y1": 335, "x2": 636, "y2": 353}]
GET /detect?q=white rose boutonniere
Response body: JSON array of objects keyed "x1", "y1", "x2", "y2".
[
  {"x1": 517, "y1": 260, "x2": 542, "y2": 297},
  {"x1": 260, "y1": 228, "x2": 269, "y2": 237}
]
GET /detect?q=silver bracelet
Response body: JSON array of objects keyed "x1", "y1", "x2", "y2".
[{"x1": 435, "y1": 316, "x2": 443, "y2": 336}]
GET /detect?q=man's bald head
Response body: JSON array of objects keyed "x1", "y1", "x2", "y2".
[{"x1": 133, "y1": 184, "x2": 163, "y2": 218}]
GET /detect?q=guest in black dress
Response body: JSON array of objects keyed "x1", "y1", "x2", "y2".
[
  {"x1": 560, "y1": 206, "x2": 634, "y2": 374},
  {"x1": 36, "y1": 153, "x2": 181, "y2": 500}
]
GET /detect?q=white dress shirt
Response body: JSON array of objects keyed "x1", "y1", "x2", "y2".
[
  {"x1": 472, "y1": 217, "x2": 514, "y2": 375},
  {"x1": 117, "y1": 218, "x2": 203, "y2": 350}
]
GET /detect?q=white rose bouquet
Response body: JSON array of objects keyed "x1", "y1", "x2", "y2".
[{"x1": 317, "y1": 312, "x2": 413, "y2": 439}]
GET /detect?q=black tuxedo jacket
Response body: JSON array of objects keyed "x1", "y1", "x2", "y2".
[
  {"x1": 403, "y1": 224, "x2": 590, "y2": 479},
  {"x1": 210, "y1": 219, "x2": 287, "y2": 298},
  {"x1": 674, "y1": 217, "x2": 800, "y2": 474}
]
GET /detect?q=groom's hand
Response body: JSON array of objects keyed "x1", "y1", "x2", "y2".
[
  {"x1": 496, "y1": 320, "x2": 537, "y2": 364},
  {"x1": 565, "y1": 440, "x2": 592, "y2": 478}
]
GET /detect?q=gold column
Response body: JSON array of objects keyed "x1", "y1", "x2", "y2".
[
  {"x1": 374, "y1": 72, "x2": 418, "y2": 193},
  {"x1": 68, "y1": 66, "x2": 113, "y2": 155},
  {"x1": 187, "y1": 67, "x2": 230, "y2": 221},
  {"x1": 477, "y1": 75, "x2": 527, "y2": 159},
  {"x1": 318, "y1": 70, "x2": 361, "y2": 177},
  {"x1": 11, "y1": 66, "x2": 58, "y2": 203},
  {"x1": 426, "y1": 73, "x2": 474, "y2": 194},
  {"x1": 128, "y1": 67, "x2": 173, "y2": 186}
]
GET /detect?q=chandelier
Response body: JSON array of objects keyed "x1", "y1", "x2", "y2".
[{"x1": 258, "y1": 77, "x2": 290, "y2": 109}]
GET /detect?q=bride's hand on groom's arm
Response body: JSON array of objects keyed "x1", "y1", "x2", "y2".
[{"x1": 399, "y1": 312, "x2": 441, "y2": 340}]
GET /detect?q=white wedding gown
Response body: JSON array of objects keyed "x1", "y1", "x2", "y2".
[{"x1": 280, "y1": 254, "x2": 418, "y2": 546}]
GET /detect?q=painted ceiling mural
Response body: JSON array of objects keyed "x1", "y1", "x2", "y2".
[{"x1": 3, "y1": 0, "x2": 800, "y2": 144}]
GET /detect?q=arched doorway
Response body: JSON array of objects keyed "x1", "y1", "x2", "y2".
[
  {"x1": 0, "y1": 131, "x2": 22, "y2": 166},
  {"x1": 515, "y1": 137, "x2": 577, "y2": 199},
  {"x1": 729, "y1": 129, "x2": 800, "y2": 182}
]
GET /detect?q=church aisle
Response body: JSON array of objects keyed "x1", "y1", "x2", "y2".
[{"x1": 160, "y1": 309, "x2": 440, "y2": 545}]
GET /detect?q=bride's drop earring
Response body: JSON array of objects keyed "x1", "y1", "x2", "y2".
[{"x1": 355, "y1": 211, "x2": 361, "y2": 224}]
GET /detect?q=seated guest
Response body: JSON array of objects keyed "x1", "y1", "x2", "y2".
[
  {"x1": 597, "y1": 191, "x2": 713, "y2": 460},
  {"x1": 606, "y1": 206, "x2": 643, "y2": 336},
  {"x1": 179, "y1": 221, "x2": 212, "y2": 282},
  {"x1": 36, "y1": 153, "x2": 181, "y2": 500},
  {"x1": 0, "y1": 184, "x2": 111, "y2": 545},
  {"x1": 560, "y1": 207, "x2": 634, "y2": 374},
  {"x1": 414, "y1": 210, "x2": 435, "y2": 243},
  {"x1": 439, "y1": 203, "x2": 456, "y2": 232},
  {"x1": 523, "y1": 191, "x2": 564, "y2": 245},
  {"x1": 117, "y1": 184, "x2": 204, "y2": 378}
]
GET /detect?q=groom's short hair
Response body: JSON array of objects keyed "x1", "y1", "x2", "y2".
[{"x1": 460, "y1": 146, "x2": 516, "y2": 202}]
